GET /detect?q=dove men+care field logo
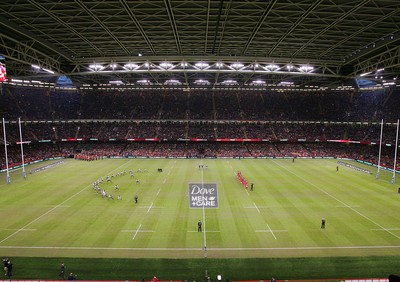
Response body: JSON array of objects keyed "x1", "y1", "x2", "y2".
[{"x1": 189, "y1": 183, "x2": 218, "y2": 208}]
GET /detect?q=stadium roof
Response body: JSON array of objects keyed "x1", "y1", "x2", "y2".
[{"x1": 1, "y1": 0, "x2": 399, "y2": 90}]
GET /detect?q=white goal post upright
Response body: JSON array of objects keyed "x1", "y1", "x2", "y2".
[
  {"x1": 18, "y1": 117, "x2": 27, "y2": 178},
  {"x1": 392, "y1": 119, "x2": 399, "y2": 184},
  {"x1": 2, "y1": 117, "x2": 11, "y2": 184},
  {"x1": 376, "y1": 119, "x2": 384, "y2": 179}
]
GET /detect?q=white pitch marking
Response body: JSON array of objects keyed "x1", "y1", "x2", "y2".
[
  {"x1": 255, "y1": 230, "x2": 288, "y2": 233},
  {"x1": 0, "y1": 185, "x2": 89, "y2": 244},
  {"x1": 121, "y1": 229, "x2": 154, "y2": 233},
  {"x1": 147, "y1": 202, "x2": 154, "y2": 213},
  {"x1": 132, "y1": 224, "x2": 142, "y2": 240},
  {"x1": 0, "y1": 173, "x2": 32, "y2": 189},
  {"x1": 371, "y1": 228, "x2": 400, "y2": 231},
  {"x1": 1, "y1": 245, "x2": 399, "y2": 251},
  {"x1": 266, "y1": 224, "x2": 277, "y2": 240},
  {"x1": 253, "y1": 202, "x2": 261, "y2": 214},
  {"x1": 272, "y1": 160, "x2": 400, "y2": 241},
  {"x1": 187, "y1": 230, "x2": 220, "y2": 233},
  {"x1": 0, "y1": 160, "x2": 132, "y2": 245},
  {"x1": 0, "y1": 228, "x2": 36, "y2": 231}
]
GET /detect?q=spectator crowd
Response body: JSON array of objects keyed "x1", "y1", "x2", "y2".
[{"x1": 1, "y1": 85, "x2": 399, "y2": 171}]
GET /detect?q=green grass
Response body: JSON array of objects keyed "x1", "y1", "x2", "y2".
[{"x1": 1, "y1": 158, "x2": 399, "y2": 280}]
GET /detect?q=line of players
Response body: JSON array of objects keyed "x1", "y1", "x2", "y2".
[{"x1": 92, "y1": 168, "x2": 147, "y2": 201}]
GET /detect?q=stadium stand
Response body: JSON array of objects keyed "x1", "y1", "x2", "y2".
[{"x1": 1, "y1": 85, "x2": 400, "y2": 172}]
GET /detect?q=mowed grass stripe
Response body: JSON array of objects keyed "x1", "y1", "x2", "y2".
[
  {"x1": 1, "y1": 158, "x2": 400, "y2": 259},
  {"x1": 212, "y1": 160, "x2": 247, "y2": 248},
  {"x1": 245, "y1": 159, "x2": 328, "y2": 247},
  {"x1": 146, "y1": 159, "x2": 188, "y2": 248},
  {"x1": 290, "y1": 159, "x2": 400, "y2": 241},
  {"x1": 270, "y1": 159, "x2": 400, "y2": 246}
]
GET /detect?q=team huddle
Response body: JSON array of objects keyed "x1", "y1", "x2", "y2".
[{"x1": 92, "y1": 168, "x2": 147, "y2": 202}]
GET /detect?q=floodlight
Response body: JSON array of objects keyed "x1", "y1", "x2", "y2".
[
  {"x1": 160, "y1": 62, "x2": 173, "y2": 68},
  {"x1": 286, "y1": 65, "x2": 294, "y2": 70},
  {"x1": 165, "y1": 79, "x2": 181, "y2": 85},
  {"x1": 109, "y1": 80, "x2": 124, "y2": 85},
  {"x1": 222, "y1": 79, "x2": 237, "y2": 85},
  {"x1": 251, "y1": 80, "x2": 265, "y2": 84},
  {"x1": 266, "y1": 64, "x2": 279, "y2": 70},
  {"x1": 231, "y1": 63, "x2": 244, "y2": 69},
  {"x1": 279, "y1": 81, "x2": 294, "y2": 86},
  {"x1": 89, "y1": 64, "x2": 102, "y2": 70},
  {"x1": 383, "y1": 82, "x2": 396, "y2": 86},
  {"x1": 194, "y1": 79, "x2": 210, "y2": 85},
  {"x1": 195, "y1": 62, "x2": 209, "y2": 69},
  {"x1": 42, "y1": 68, "x2": 55, "y2": 74},
  {"x1": 124, "y1": 63, "x2": 138, "y2": 70},
  {"x1": 299, "y1": 65, "x2": 314, "y2": 72}
]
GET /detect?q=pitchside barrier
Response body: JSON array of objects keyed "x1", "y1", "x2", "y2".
[{"x1": 337, "y1": 160, "x2": 372, "y2": 174}]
